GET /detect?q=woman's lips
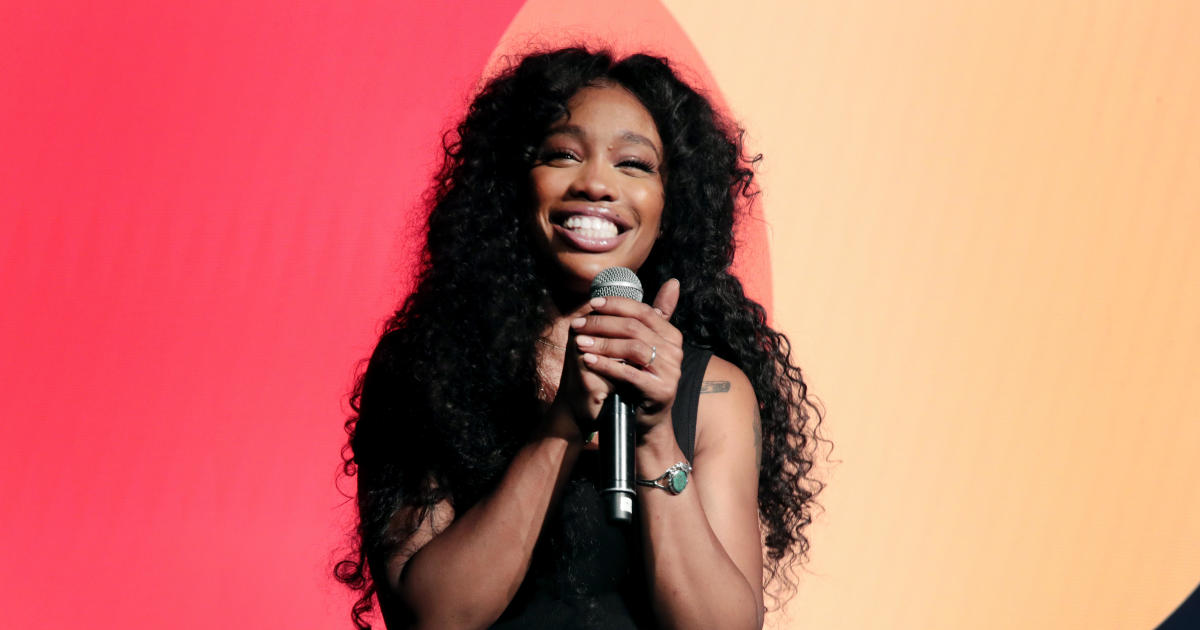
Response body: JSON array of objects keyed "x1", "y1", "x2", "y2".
[{"x1": 552, "y1": 223, "x2": 629, "y2": 252}]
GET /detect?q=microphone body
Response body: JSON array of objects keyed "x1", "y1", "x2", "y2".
[
  {"x1": 599, "y1": 392, "x2": 637, "y2": 524},
  {"x1": 589, "y1": 267, "x2": 644, "y2": 525}
]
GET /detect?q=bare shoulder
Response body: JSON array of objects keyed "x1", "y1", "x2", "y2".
[
  {"x1": 695, "y1": 356, "x2": 760, "y2": 462},
  {"x1": 699, "y1": 355, "x2": 752, "y2": 393}
]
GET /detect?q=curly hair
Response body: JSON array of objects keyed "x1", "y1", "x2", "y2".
[{"x1": 335, "y1": 47, "x2": 824, "y2": 629}]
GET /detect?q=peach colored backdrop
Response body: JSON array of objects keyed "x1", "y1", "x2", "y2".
[{"x1": 661, "y1": 2, "x2": 1200, "y2": 628}]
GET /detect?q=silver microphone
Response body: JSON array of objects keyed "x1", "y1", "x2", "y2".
[{"x1": 590, "y1": 267, "x2": 643, "y2": 524}]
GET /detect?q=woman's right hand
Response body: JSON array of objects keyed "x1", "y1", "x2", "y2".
[{"x1": 549, "y1": 279, "x2": 683, "y2": 441}]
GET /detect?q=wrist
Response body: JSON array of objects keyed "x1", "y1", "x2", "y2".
[
  {"x1": 635, "y1": 423, "x2": 684, "y2": 476},
  {"x1": 544, "y1": 400, "x2": 585, "y2": 445},
  {"x1": 636, "y1": 461, "x2": 693, "y2": 495}
]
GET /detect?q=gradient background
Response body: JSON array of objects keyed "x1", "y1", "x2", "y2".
[{"x1": 2, "y1": 1, "x2": 1197, "y2": 628}]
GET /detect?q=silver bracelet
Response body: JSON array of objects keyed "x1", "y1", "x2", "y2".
[{"x1": 636, "y1": 462, "x2": 692, "y2": 495}]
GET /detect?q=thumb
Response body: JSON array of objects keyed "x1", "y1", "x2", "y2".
[{"x1": 651, "y1": 278, "x2": 681, "y2": 320}]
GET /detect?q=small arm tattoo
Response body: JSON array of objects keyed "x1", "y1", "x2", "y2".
[{"x1": 700, "y1": 380, "x2": 731, "y2": 393}]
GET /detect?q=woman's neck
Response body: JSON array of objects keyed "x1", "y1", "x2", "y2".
[{"x1": 542, "y1": 289, "x2": 584, "y2": 348}]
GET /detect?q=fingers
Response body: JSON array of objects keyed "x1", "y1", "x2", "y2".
[
  {"x1": 579, "y1": 351, "x2": 679, "y2": 409},
  {"x1": 571, "y1": 312, "x2": 681, "y2": 374},
  {"x1": 560, "y1": 279, "x2": 684, "y2": 422},
  {"x1": 573, "y1": 297, "x2": 682, "y2": 346},
  {"x1": 575, "y1": 335, "x2": 679, "y2": 373},
  {"x1": 570, "y1": 281, "x2": 684, "y2": 415},
  {"x1": 565, "y1": 278, "x2": 680, "y2": 338},
  {"x1": 574, "y1": 360, "x2": 614, "y2": 408},
  {"x1": 569, "y1": 281, "x2": 684, "y2": 378},
  {"x1": 652, "y1": 278, "x2": 681, "y2": 321}
]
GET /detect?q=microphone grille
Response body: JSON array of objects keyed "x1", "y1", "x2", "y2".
[{"x1": 590, "y1": 267, "x2": 643, "y2": 302}]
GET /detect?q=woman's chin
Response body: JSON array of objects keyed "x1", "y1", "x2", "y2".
[
  {"x1": 554, "y1": 256, "x2": 640, "y2": 292},
  {"x1": 553, "y1": 269, "x2": 601, "y2": 298},
  {"x1": 534, "y1": 244, "x2": 653, "y2": 305}
]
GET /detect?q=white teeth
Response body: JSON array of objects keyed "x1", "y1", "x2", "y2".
[{"x1": 563, "y1": 215, "x2": 618, "y2": 238}]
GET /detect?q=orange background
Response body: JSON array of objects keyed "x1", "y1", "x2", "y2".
[
  {"x1": 2, "y1": 1, "x2": 1197, "y2": 628},
  {"x1": 678, "y1": 2, "x2": 1200, "y2": 627}
]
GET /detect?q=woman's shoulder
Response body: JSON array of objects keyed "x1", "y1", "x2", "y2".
[{"x1": 693, "y1": 355, "x2": 759, "y2": 460}]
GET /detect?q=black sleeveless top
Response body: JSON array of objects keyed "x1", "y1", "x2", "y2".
[{"x1": 490, "y1": 344, "x2": 712, "y2": 630}]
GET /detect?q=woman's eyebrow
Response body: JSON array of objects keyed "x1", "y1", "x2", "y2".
[
  {"x1": 544, "y1": 125, "x2": 662, "y2": 161},
  {"x1": 620, "y1": 131, "x2": 662, "y2": 161},
  {"x1": 545, "y1": 124, "x2": 585, "y2": 140}
]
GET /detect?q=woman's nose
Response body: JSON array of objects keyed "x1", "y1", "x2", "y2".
[{"x1": 568, "y1": 161, "x2": 616, "y2": 201}]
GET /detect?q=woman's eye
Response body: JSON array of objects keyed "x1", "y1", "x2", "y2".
[
  {"x1": 618, "y1": 158, "x2": 657, "y2": 174},
  {"x1": 540, "y1": 149, "x2": 579, "y2": 163}
]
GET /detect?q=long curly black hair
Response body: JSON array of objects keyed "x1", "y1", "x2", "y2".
[{"x1": 336, "y1": 47, "x2": 824, "y2": 629}]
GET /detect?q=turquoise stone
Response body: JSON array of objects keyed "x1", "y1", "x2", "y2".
[{"x1": 668, "y1": 469, "x2": 688, "y2": 493}]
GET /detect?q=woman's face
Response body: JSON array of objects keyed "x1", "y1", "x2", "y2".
[{"x1": 529, "y1": 84, "x2": 665, "y2": 295}]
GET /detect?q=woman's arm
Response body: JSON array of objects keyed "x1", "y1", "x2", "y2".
[
  {"x1": 377, "y1": 402, "x2": 585, "y2": 630},
  {"x1": 572, "y1": 282, "x2": 764, "y2": 630},
  {"x1": 635, "y1": 358, "x2": 763, "y2": 630}
]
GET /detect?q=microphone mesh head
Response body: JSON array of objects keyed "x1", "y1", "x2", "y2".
[{"x1": 590, "y1": 267, "x2": 644, "y2": 302}]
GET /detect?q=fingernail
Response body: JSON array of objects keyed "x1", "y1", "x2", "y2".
[
  {"x1": 571, "y1": 317, "x2": 587, "y2": 328},
  {"x1": 582, "y1": 353, "x2": 598, "y2": 364},
  {"x1": 575, "y1": 335, "x2": 594, "y2": 347},
  {"x1": 654, "y1": 307, "x2": 665, "y2": 317},
  {"x1": 589, "y1": 297, "x2": 606, "y2": 307}
]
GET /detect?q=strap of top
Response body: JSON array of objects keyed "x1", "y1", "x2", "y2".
[{"x1": 670, "y1": 343, "x2": 712, "y2": 464}]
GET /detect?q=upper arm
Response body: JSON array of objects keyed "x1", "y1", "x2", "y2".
[
  {"x1": 693, "y1": 356, "x2": 764, "y2": 620},
  {"x1": 381, "y1": 498, "x2": 456, "y2": 594},
  {"x1": 356, "y1": 333, "x2": 458, "y2": 599}
]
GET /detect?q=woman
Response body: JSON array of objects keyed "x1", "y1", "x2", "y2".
[{"x1": 337, "y1": 48, "x2": 823, "y2": 630}]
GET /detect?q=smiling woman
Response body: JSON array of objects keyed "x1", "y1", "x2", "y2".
[{"x1": 336, "y1": 48, "x2": 824, "y2": 630}]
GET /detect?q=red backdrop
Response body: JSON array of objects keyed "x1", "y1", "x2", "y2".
[{"x1": 0, "y1": 2, "x2": 526, "y2": 626}]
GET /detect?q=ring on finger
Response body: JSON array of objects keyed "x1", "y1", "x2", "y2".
[{"x1": 645, "y1": 345, "x2": 657, "y2": 368}]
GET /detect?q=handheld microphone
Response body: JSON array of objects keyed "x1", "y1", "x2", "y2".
[{"x1": 590, "y1": 267, "x2": 643, "y2": 524}]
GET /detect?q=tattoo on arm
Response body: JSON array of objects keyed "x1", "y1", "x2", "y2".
[{"x1": 699, "y1": 378, "x2": 760, "y2": 466}]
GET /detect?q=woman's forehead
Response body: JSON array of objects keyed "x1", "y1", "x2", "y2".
[{"x1": 550, "y1": 85, "x2": 662, "y2": 149}]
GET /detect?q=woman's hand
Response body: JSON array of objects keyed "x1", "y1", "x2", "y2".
[{"x1": 565, "y1": 278, "x2": 683, "y2": 435}]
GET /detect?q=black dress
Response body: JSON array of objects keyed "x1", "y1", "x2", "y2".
[{"x1": 490, "y1": 345, "x2": 712, "y2": 630}]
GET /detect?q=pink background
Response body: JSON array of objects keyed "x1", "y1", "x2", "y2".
[{"x1": 1, "y1": 1, "x2": 526, "y2": 626}]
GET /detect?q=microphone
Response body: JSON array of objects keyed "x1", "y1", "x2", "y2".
[{"x1": 590, "y1": 267, "x2": 643, "y2": 524}]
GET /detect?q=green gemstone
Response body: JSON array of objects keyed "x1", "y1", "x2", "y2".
[{"x1": 668, "y1": 469, "x2": 688, "y2": 494}]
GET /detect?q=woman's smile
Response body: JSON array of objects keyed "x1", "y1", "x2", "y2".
[{"x1": 549, "y1": 205, "x2": 632, "y2": 251}]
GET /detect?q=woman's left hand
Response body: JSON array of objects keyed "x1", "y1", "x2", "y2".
[{"x1": 570, "y1": 278, "x2": 683, "y2": 434}]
